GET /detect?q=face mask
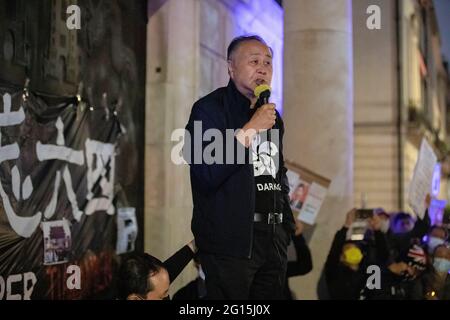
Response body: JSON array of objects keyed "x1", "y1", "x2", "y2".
[
  {"x1": 198, "y1": 265, "x2": 206, "y2": 281},
  {"x1": 380, "y1": 219, "x2": 390, "y2": 233},
  {"x1": 428, "y1": 237, "x2": 445, "y2": 254},
  {"x1": 343, "y1": 247, "x2": 363, "y2": 265},
  {"x1": 433, "y1": 258, "x2": 450, "y2": 274}
]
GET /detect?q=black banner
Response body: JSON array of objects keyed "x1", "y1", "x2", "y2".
[
  {"x1": 0, "y1": 89, "x2": 123, "y2": 299},
  {"x1": 0, "y1": 0, "x2": 146, "y2": 300}
]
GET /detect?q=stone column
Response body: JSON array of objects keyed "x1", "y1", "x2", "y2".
[
  {"x1": 283, "y1": 0, "x2": 354, "y2": 299},
  {"x1": 145, "y1": 0, "x2": 199, "y2": 293}
]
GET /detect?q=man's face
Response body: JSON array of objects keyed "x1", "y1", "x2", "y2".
[
  {"x1": 394, "y1": 218, "x2": 414, "y2": 234},
  {"x1": 430, "y1": 228, "x2": 447, "y2": 240},
  {"x1": 145, "y1": 268, "x2": 170, "y2": 300},
  {"x1": 228, "y1": 40, "x2": 273, "y2": 100}
]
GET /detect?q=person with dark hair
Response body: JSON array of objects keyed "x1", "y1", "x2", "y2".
[
  {"x1": 226, "y1": 35, "x2": 273, "y2": 61},
  {"x1": 183, "y1": 35, "x2": 295, "y2": 299},
  {"x1": 373, "y1": 208, "x2": 391, "y2": 233},
  {"x1": 369, "y1": 241, "x2": 428, "y2": 300},
  {"x1": 391, "y1": 212, "x2": 416, "y2": 233},
  {"x1": 423, "y1": 244, "x2": 450, "y2": 300},
  {"x1": 387, "y1": 195, "x2": 432, "y2": 261},
  {"x1": 283, "y1": 219, "x2": 313, "y2": 300},
  {"x1": 117, "y1": 240, "x2": 196, "y2": 300},
  {"x1": 324, "y1": 209, "x2": 390, "y2": 300}
]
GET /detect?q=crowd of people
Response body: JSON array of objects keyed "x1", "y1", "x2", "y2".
[
  {"x1": 324, "y1": 195, "x2": 450, "y2": 300},
  {"x1": 116, "y1": 194, "x2": 449, "y2": 300}
]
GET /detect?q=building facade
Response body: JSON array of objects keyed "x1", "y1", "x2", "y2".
[{"x1": 353, "y1": 0, "x2": 449, "y2": 214}]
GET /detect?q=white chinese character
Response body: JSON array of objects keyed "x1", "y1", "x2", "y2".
[
  {"x1": 0, "y1": 93, "x2": 40, "y2": 237},
  {"x1": 84, "y1": 139, "x2": 115, "y2": 216},
  {"x1": 36, "y1": 116, "x2": 84, "y2": 221}
]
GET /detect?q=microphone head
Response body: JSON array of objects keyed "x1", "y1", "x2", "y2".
[{"x1": 254, "y1": 84, "x2": 271, "y2": 99}]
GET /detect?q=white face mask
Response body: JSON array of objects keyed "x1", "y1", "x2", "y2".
[
  {"x1": 380, "y1": 219, "x2": 390, "y2": 233},
  {"x1": 198, "y1": 265, "x2": 206, "y2": 281},
  {"x1": 428, "y1": 236, "x2": 445, "y2": 254},
  {"x1": 433, "y1": 258, "x2": 450, "y2": 274}
]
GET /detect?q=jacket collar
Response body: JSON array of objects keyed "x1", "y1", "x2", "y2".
[{"x1": 226, "y1": 79, "x2": 252, "y2": 114}]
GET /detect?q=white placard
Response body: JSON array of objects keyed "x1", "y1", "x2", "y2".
[
  {"x1": 297, "y1": 182, "x2": 328, "y2": 225},
  {"x1": 408, "y1": 139, "x2": 437, "y2": 219}
]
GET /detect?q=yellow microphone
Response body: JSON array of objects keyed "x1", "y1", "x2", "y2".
[{"x1": 254, "y1": 84, "x2": 271, "y2": 105}]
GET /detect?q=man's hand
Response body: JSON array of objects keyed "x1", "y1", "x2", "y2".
[
  {"x1": 388, "y1": 262, "x2": 415, "y2": 276},
  {"x1": 248, "y1": 103, "x2": 277, "y2": 132},
  {"x1": 294, "y1": 219, "x2": 304, "y2": 236},
  {"x1": 236, "y1": 103, "x2": 277, "y2": 147},
  {"x1": 388, "y1": 262, "x2": 409, "y2": 275},
  {"x1": 344, "y1": 208, "x2": 356, "y2": 228},
  {"x1": 425, "y1": 193, "x2": 431, "y2": 209}
]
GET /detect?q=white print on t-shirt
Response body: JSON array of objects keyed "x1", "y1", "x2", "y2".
[
  {"x1": 256, "y1": 183, "x2": 281, "y2": 191},
  {"x1": 252, "y1": 134, "x2": 279, "y2": 178}
]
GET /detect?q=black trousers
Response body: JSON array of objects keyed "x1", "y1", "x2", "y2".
[{"x1": 199, "y1": 222, "x2": 289, "y2": 300}]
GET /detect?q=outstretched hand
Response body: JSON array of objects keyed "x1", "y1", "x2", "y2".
[
  {"x1": 344, "y1": 208, "x2": 356, "y2": 228},
  {"x1": 425, "y1": 193, "x2": 431, "y2": 209},
  {"x1": 295, "y1": 219, "x2": 304, "y2": 236}
]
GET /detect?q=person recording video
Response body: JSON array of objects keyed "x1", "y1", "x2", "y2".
[{"x1": 324, "y1": 208, "x2": 389, "y2": 300}]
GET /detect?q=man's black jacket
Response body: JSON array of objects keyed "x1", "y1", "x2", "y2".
[{"x1": 183, "y1": 79, "x2": 295, "y2": 258}]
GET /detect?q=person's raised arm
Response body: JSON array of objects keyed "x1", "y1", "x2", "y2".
[
  {"x1": 325, "y1": 209, "x2": 356, "y2": 281},
  {"x1": 287, "y1": 221, "x2": 313, "y2": 277},
  {"x1": 164, "y1": 239, "x2": 197, "y2": 283}
]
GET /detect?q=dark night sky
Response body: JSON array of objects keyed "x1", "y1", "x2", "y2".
[{"x1": 434, "y1": 0, "x2": 450, "y2": 64}]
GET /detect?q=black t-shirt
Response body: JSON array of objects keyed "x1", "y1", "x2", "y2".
[{"x1": 251, "y1": 130, "x2": 282, "y2": 215}]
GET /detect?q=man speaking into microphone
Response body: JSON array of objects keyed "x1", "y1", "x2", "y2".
[{"x1": 183, "y1": 35, "x2": 295, "y2": 299}]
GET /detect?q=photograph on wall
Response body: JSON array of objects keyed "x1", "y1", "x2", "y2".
[
  {"x1": 116, "y1": 207, "x2": 138, "y2": 255},
  {"x1": 42, "y1": 219, "x2": 71, "y2": 265},
  {"x1": 289, "y1": 180, "x2": 310, "y2": 211}
]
